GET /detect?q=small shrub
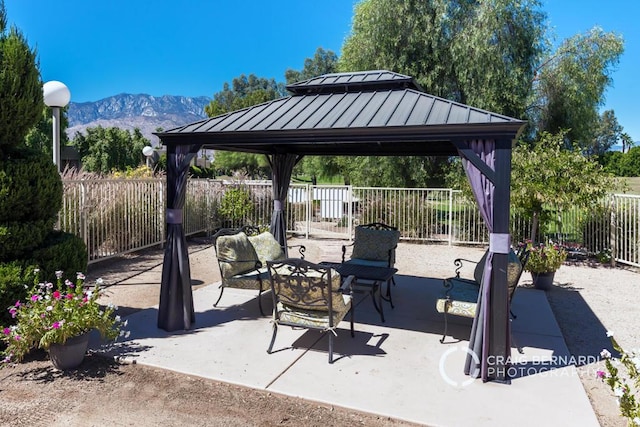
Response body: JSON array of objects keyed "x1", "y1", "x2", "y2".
[
  {"x1": 218, "y1": 186, "x2": 254, "y2": 227},
  {"x1": 30, "y1": 231, "x2": 88, "y2": 283},
  {"x1": 0, "y1": 262, "x2": 37, "y2": 325}
]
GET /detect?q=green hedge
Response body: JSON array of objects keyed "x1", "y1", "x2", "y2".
[
  {"x1": 0, "y1": 150, "x2": 62, "y2": 222},
  {"x1": 30, "y1": 231, "x2": 88, "y2": 284}
]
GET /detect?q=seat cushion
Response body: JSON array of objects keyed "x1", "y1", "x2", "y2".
[
  {"x1": 345, "y1": 258, "x2": 387, "y2": 268},
  {"x1": 216, "y1": 232, "x2": 259, "y2": 278},
  {"x1": 351, "y1": 226, "x2": 400, "y2": 262},
  {"x1": 435, "y1": 280, "x2": 480, "y2": 318},
  {"x1": 248, "y1": 232, "x2": 284, "y2": 267},
  {"x1": 223, "y1": 268, "x2": 269, "y2": 290},
  {"x1": 277, "y1": 295, "x2": 351, "y2": 329}
]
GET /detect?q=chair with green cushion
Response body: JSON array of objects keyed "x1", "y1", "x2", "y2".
[
  {"x1": 341, "y1": 222, "x2": 401, "y2": 305},
  {"x1": 435, "y1": 246, "x2": 530, "y2": 345},
  {"x1": 267, "y1": 258, "x2": 355, "y2": 363},
  {"x1": 212, "y1": 226, "x2": 305, "y2": 315}
]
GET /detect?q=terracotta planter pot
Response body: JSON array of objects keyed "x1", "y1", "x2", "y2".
[
  {"x1": 48, "y1": 331, "x2": 90, "y2": 370},
  {"x1": 531, "y1": 271, "x2": 556, "y2": 291}
]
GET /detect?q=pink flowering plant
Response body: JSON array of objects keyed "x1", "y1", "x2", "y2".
[
  {"x1": 1, "y1": 270, "x2": 122, "y2": 364},
  {"x1": 522, "y1": 240, "x2": 567, "y2": 273},
  {"x1": 597, "y1": 331, "x2": 640, "y2": 425}
]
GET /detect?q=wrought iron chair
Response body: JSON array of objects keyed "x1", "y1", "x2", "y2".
[
  {"x1": 267, "y1": 258, "x2": 355, "y2": 363},
  {"x1": 436, "y1": 246, "x2": 530, "y2": 346},
  {"x1": 341, "y1": 222, "x2": 400, "y2": 305},
  {"x1": 212, "y1": 226, "x2": 305, "y2": 315}
]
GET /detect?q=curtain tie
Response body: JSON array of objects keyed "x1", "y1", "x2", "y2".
[
  {"x1": 489, "y1": 233, "x2": 510, "y2": 254},
  {"x1": 273, "y1": 200, "x2": 283, "y2": 211},
  {"x1": 166, "y1": 209, "x2": 183, "y2": 224}
]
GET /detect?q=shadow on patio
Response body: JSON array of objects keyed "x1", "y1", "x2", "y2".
[{"x1": 96, "y1": 269, "x2": 600, "y2": 427}]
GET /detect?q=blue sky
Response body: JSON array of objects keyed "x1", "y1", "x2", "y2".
[{"x1": 5, "y1": 0, "x2": 639, "y2": 142}]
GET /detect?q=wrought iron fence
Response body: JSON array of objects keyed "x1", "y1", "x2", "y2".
[{"x1": 58, "y1": 179, "x2": 640, "y2": 268}]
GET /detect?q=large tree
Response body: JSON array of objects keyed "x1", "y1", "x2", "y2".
[
  {"x1": 205, "y1": 74, "x2": 286, "y2": 178},
  {"x1": 532, "y1": 27, "x2": 624, "y2": 148},
  {"x1": 337, "y1": 0, "x2": 546, "y2": 187},
  {"x1": 339, "y1": 0, "x2": 545, "y2": 118},
  {"x1": 285, "y1": 47, "x2": 338, "y2": 84},
  {"x1": 205, "y1": 74, "x2": 285, "y2": 117}
]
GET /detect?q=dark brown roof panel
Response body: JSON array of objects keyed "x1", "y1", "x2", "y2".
[
  {"x1": 286, "y1": 70, "x2": 422, "y2": 95},
  {"x1": 156, "y1": 70, "x2": 526, "y2": 156}
]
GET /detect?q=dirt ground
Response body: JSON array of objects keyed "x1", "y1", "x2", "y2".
[{"x1": 0, "y1": 236, "x2": 636, "y2": 426}]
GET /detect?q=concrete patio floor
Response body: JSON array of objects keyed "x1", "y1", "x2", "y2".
[{"x1": 96, "y1": 266, "x2": 599, "y2": 426}]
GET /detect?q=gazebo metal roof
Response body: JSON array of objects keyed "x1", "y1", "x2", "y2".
[{"x1": 156, "y1": 70, "x2": 524, "y2": 156}]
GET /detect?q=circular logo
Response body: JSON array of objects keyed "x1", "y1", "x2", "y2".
[{"x1": 438, "y1": 345, "x2": 480, "y2": 388}]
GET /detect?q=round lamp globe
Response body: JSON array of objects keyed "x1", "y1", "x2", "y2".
[{"x1": 43, "y1": 81, "x2": 71, "y2": 107}]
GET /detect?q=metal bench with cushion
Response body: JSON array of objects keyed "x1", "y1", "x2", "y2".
[
  {"x1": 435, "y1": 247, "x2": 529, "y2": 344},
  {"x1": 212, "y1": 226, "x2": 305, "y2": 315}
]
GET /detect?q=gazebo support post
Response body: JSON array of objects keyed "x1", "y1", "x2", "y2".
[
  {"x1": 487, "y1": 138, "x2": 513, "y2": 383},
  {"x1": 157, "y1": 143, "x2": 201, "y2": 332}
]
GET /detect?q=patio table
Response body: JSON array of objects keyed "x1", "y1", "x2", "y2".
[{"x1": 319, "y1": 262, "x2": 397, "y2": 322}]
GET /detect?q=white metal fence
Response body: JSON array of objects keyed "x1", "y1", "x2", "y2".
[{"x1": 58, "y1": 179, "x2": 640, "y2": 268}]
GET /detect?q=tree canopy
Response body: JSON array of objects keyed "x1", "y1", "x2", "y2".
[
  {"x1": 339, "y1": 0, "x2": 546, "y2": 118},
  {"x1": 532, "y1": 27, "x2": 624, "y2": 148},
  {"x1": 511, "y1": 131, "x2": 617, "y2": 241},
  {"x1": 0, "y1": 0, "x2": 43, "y2": 151},
  {"x1": 71, "y1": 126, "x2": 149, "y2": 174}
]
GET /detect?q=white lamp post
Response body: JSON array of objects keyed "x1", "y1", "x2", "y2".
[
  {"x1": 43, "y1": 81, "x2": 71, "y2": 172},
  {"x1": 142, "y1": 145, "x2": 155, "y2": 168}
]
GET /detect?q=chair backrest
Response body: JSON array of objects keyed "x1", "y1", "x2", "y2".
[
  {"x1": 212, "y1": 227, "x2": 261, "y2": 278},
  {"x1": 473, "y1": 248, "x2": 529, "y2": 302},
  {"x1": 351, "y1": 222, "x2": 400, "y2": 265},
  {"x1": 267, "y1": 258, "x2": 346, "y2": 313}
]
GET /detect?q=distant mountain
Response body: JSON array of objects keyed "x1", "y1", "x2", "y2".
[{"x1": 66, "y1": 94, "x2": 211, "y2": 145}]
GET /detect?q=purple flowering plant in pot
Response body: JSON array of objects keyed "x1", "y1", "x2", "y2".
[
  {"x1": 1, "y1": 270, "x2": 123, "y2": 367},
  {"x1": 520, "y1": 240, "x2": 567, "y2": 290}
]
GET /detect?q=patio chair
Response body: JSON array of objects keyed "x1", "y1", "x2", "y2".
[
  {"x1": 435, "y1": 246, "x2": 530, "y2": 345},
  {"x1": 341, "y1": 222, "x2": 400, "y2": 305},
  {"x1": 267, "y1": 258, "x2": 355, "y2": 363},
  {"x1": 212, "y1": 226, "x2": 305, "y2": 315}
]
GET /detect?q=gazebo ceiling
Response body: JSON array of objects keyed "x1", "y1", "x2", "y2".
[{"x1": 155, "y1": 70, "x2": 526, "y2": 156}]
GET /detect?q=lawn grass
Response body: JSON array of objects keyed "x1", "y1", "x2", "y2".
[{"x1": 621, "y1": 177, "x2": 640, "y2": 195}]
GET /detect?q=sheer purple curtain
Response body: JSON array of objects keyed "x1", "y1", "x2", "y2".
[
  {"x1": 459, "y1": 139, "x2": 501, "y2": 381},
  {"x1": 158, "y1": 144, "x2": 198, "y2": 331},
  {"x1": 269, "y1": 153, "x2": 302, "y2": 254}
]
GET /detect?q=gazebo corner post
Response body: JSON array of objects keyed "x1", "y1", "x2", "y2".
[
  {"x1": 487, "y1": 138, "x2": 514, "y2": 384},
  {"x1": 157, "y1": 143, "x2": 200, "y2": 332},
  {"x1": 268, "y1": 153, "x2": 303, "y2": 254},
  {"x1": 456, "y1": 137, "x2": 514, "y2": 384}
]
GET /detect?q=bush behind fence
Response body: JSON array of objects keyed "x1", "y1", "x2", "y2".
[{"x1": 58, "y1": 179, "x2": 640, "y2": 267}]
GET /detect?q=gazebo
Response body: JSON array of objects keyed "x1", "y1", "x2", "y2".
[{"x1": 154, "y1": 70, "x2": 525, "y2": 383}]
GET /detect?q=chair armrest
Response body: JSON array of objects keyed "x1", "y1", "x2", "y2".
[
  {"x1": 287, "y1": 244, "x2": 306, "y2": 259},
  {"x1": 340, "y1": 275, "x2": 355, "y2": 294},
  {"x1": 341, "y1": 242, "x2": 355, "y2": 263},
  {"x1": 453, "y1": 258, "x2": 479, "y2": 278}
]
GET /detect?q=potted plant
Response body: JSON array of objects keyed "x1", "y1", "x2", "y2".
[
  {"x1": 1, "y1": 270, "x2": 123, "y2": 370},
  {"x1": 522, "y1": 240, "x2": 567, "y2": 290}
]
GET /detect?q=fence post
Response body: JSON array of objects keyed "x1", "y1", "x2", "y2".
[
  {"x1": 80, "y1": 180, "x2": 89, "y2": 264},
  {"x1": 609, "y1": 195, "x2": 616, "y2": 267},
  {"x1": 448, "y1": 189, "x2": 454, "y2": 246},
  {"x1": 348, "y1": 185, "x2": 353, "y2": 239}
]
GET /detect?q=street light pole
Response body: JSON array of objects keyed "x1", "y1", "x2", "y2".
[{"x1": 43, "y1": 81, "x2": 71, "y2": 172}]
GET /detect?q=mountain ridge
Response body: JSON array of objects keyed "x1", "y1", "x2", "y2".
[{"x1": 66, "y1": 93, "x2": 211, "y2": 144}]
